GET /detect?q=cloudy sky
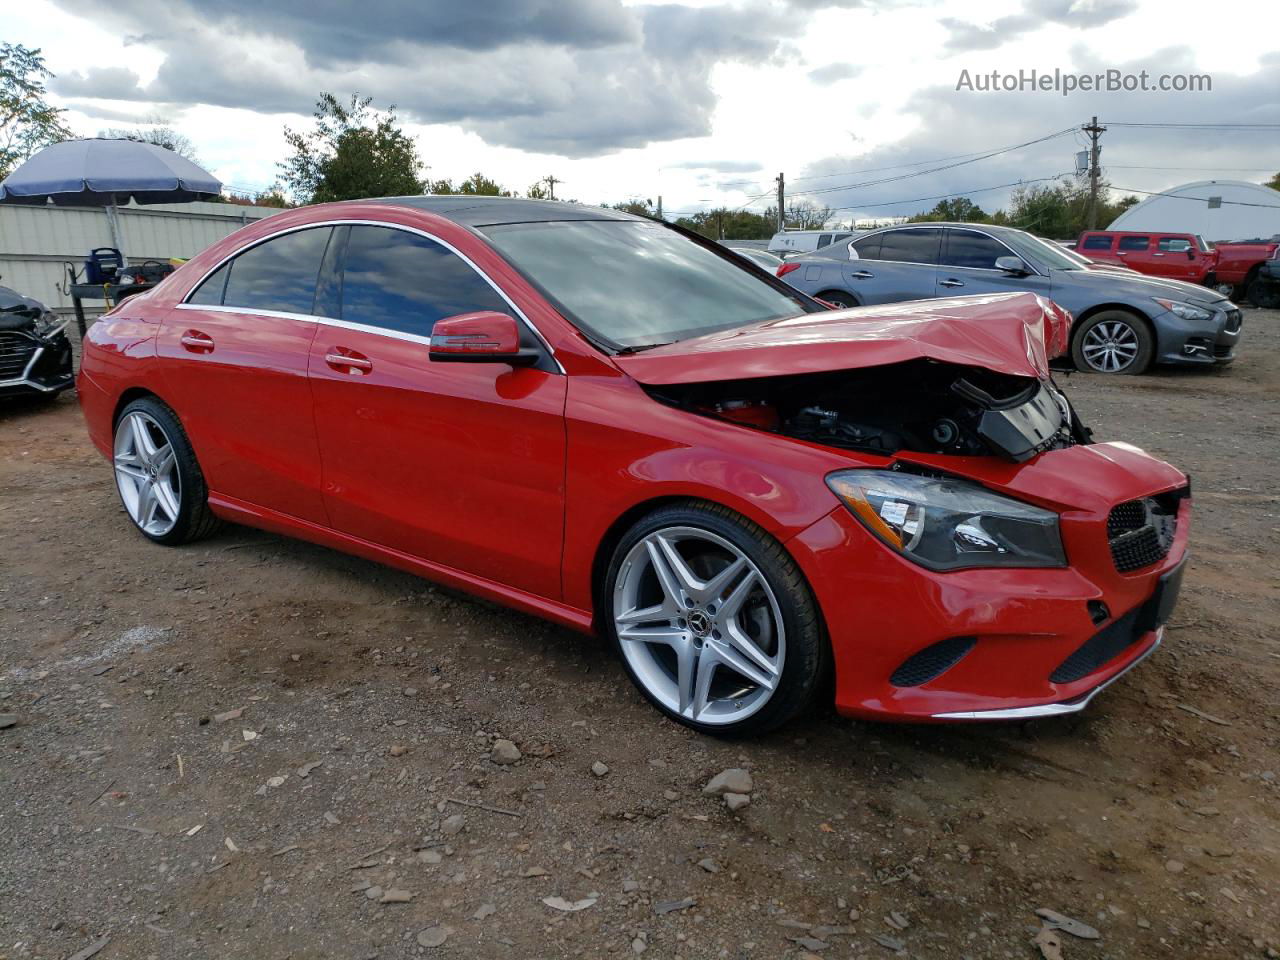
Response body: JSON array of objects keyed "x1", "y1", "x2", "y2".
[{"x1": 10, "y1": 0, "x2": 1279, "y2": 222}]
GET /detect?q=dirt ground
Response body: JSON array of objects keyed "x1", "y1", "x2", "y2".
[{"x1": 2, "y1": 311, "x2": 1278, "y2": 960}]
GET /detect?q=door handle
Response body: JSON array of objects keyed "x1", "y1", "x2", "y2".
[
  {"x1": 180, "y1": 330, "x2": 215, "y2": 352},
  {"x1": 1152, "y1": 252, "x2": 1164, "y2": 257},
  {"x1": 325, "y1": 350, "x2": 373, "y2": 374},
  {"x1": 849, "y1": 270, "x2": 875, "y2": 279},
  {"x1": 939, "y1": 278, "x2": 965, "y2": 288}
]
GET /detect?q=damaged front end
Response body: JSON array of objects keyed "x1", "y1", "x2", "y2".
[
  {"x1": 0, "y1": 285, "x2": 75, "y2": 398},
  {"x1": 647, "y1": 358, "x2": 1089, "y2": 464}
]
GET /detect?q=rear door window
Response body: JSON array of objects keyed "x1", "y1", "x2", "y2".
[
  {"x1": 850, "y1": 234, "x2": 882, "y2": 260},
  {"x1": 215, "y1": 227, "x2": 334, "y2": 314},
  {"x1": 877, "y1": 228, "x2": 942, "y2": 265},
  {"x1": 1081, "y1": 235, "x2": 1113, "y2": 251},
  {"x1": 1118, "y1": 235, "x2": 1150, "y2": 251},
  {"x1": 339, "y1": 225, "x2": 508, "y2": 336},
  {"x1": 941, "y1": 229, "x2": 1011, "y2": 270}
]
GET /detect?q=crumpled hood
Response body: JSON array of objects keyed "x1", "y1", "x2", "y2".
[{"x1": 613, "y1": 292, "x2": 1070, "y2": 385}]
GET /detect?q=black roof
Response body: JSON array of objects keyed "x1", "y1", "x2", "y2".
[{"x1": 364, "y1": 195, "x2": 645, "y2": 227}]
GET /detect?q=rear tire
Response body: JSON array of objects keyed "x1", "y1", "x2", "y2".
[
  {"x1": 817, "y1": 290, "x2": 858, "y2": 309},
  {"x1": 1071, "y1": 310, "x2": 1154, "y2": 375},
  {"x1": 113, "y1": 396, "x2": 221, "y2": 545},
  {"x1": 603, "y1": 501, "x2": 827, "y2": 737}
]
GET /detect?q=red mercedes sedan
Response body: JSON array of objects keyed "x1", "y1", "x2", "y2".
[{"x1": 78, "y1": 197, "x2": 1189, "y2": 735}]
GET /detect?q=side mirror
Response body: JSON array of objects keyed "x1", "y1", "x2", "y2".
[
  {"x1": 995, "y1": 255, "x2": 1030, "y2": 276},
  {"x1": 429, "y1": 311, "x2": 539, "y2": 366}
]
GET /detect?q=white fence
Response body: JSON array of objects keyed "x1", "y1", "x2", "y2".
[{"x1": 0, "y1": 201, "x2": 285, "y2": 318}]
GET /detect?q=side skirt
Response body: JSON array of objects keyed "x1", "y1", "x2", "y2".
[{"x1": 208, "y1": 493, "x2": 596, "y2": 635}]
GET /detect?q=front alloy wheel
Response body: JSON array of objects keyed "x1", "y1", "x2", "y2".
[
  {"x1": 1071, "y1": 311, "x2": 1153, "y2": 374},
  {"x1": 605, "y1": 503, "x2": 826, "y2": 736}
]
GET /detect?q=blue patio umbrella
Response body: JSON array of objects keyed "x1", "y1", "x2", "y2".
[
  {"x1": 0, "y1": 137, "x2": 221, "y2": 205},
  {"x1": 0, "y1": 138, "x2": 223, "y2": 254}
]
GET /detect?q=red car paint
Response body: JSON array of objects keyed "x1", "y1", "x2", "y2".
[{"x1": 79, "y1": 200, "x2": 1189, "y2": 723}]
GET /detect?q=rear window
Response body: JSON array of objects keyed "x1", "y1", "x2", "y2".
[
  {"x1": 1118, "y1": 235, "x2": 1149, "y2": 251},
  {"x1": 850, "y1": 234, "x2": 881, "y2": 260},
  {"x1": 1081, "y1": 235, "x2": 1112, "y2": 251},
  {"x1": 482, "y1": 220, "x2": 816, "y2": 350}
]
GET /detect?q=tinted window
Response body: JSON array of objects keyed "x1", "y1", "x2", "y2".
[
  {"x1": 219, "y1": 227, "x2": 332, "y2": 314},
  {"x1": 850, "y1": 234, "x2": 881, "y2": 260},
  {"x1": 187, "y1": 262, "x2": 230, "y2": 305},
  {"x1": 340, "y1": 226, "x2": 508, "y2": 336},
  {"x1": 942, "y1": 230, "x2": 1010, "y2": 269},
  {"x1": 1081, "y1": 235, "x2": 1112, "y2": 250},
  {"x1": 817, "y1": 234, "x2": 832, "y2": 247},
  {"x1": 1158, "y1": 237, "x2": 1192, "y2": 252},
  {"x1": 833, "y1": 233, "x2": 851, "y2": 242},
  {"x1": 482, "y1": 220, "x2": 815, "y2": 350},
  {"x1": 1118, "y1": 235, "x2": 1150, "y2": 251},
  {"x1": 878, "y1": 228, "x2": 941, "y2": 265}
]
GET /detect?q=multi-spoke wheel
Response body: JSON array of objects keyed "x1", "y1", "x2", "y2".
[
  {"x1": 605, "y1": 503, "x2": 827, "y2": 736},
  {"x1": 112, "y1": 397, "x2": 220, "y2": 545},
  {"x1": 1071, "y1": 311, "x2": 1153, "y2": 375}
]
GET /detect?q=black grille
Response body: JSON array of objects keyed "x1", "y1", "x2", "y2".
[
  {"x1": 1213, "y1": 344, "x2": 1233, "y2": 358},
  {"x1": 1107, "y1": 494, "x2": 1179, "y2": 573},
  {"x1": 1050, "y1": 607, "x2": 1142, "y2": 683},
  {"x1": 1224, "y1": 308, "x2": 1242, "y2": 333},
  {"x1": 0, "y1": 331, "x2": 38, "y2": 379},
  {"x1": 890, "y1": 636, "x2": 977, "y2": 687}
]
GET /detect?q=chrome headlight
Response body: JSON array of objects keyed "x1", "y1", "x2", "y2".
[
  {"x1": 826, "y1": 469, "x2": 1066, "y2": 571},
  {"x1": 34, "y1": 310, "x2": 67, "y2": 339},
  {"x1": 1153, "y1": 298, "x2": 1213, "y2": 322}
]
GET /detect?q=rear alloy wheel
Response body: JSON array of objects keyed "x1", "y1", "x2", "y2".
[
  {"x1": 113, "y1": 397, "x2": 221, "y2": 545},
  {"x1": 817, "y1": 290, "x2": 857, "y2": 309},
  {"x1": 1071, "y1": 311, "x2": 1153, "y2": 374},
  {"x1": 605, "y1": 503, "x2": 826, "y2": 736}
]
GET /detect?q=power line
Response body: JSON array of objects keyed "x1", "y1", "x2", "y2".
[
  {"x1": 1106, "y1": 164, "x2": 1280, "y2": 171},
  {"x1": 819, "y1": 174, "x2": 1072, "y2": 214},
  {"x1": 1100, "y1": 121, "x2": 1280, "y2": 130},
  {"x1": 1108, "y1": 185, "x2": 1280, "y2": 209}
]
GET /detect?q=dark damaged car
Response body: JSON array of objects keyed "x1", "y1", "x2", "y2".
[{"x1": 1, "y1": 284, "x2": 75, "y2": 398}]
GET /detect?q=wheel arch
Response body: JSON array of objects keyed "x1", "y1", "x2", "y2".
[
  {"x1": 816, "y1": 288, "x2": 860, "y2": 306},
  {"x1": 112, "y1": 386, "x2": 165, "y2": 427},
  {"x1": 1071, "y1": 302, "x2": 1156, "y2": 342}
]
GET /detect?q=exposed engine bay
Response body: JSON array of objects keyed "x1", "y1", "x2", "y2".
[{"x1": 647, "y1": 358, "x2": 1090, "y2": 463}]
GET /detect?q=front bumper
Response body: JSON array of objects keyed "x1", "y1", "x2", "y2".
[
  {"x1": 0, "y1": 328, "x2": 75, "y2": 397},
  {"x1": 789, "y1": 444, "x2": 1190, "y2": 722},
  {"x1": 1153, "y1": 303, "x2": 1242, "y2": 366}
]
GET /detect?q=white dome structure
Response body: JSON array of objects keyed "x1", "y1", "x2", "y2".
[{"x1": 1108, "y1": 179, "x2": 1280, "y2": 242}]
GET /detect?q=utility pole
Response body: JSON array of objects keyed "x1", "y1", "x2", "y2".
[
  {"x1": 775, "y1": 172, "x2": 785, "y2": 233},
  {"x1": 543, "y1": 175, "x2": 561, "y2": 200},
  {"x1": 656, "y1": 195, "x2": 663, "y2": 220},
  {"x1": 1083, "y1": 116, "x2": 1106, "y2": 229},
  {"x1": 716, "y1": 210, "x2": 724, "y2": 241}
]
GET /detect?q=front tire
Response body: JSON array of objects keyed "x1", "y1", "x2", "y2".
[
  {"x1": 113, "y1": 396, "x2": 221, "y2": 545},
  {"x1": 603, "y1": 502, "x2": 827, "y2": 737},
  {"x1": 1071, "y1": 310, "x2": 1154, "y2": 375}
]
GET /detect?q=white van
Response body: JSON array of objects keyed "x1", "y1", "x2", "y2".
[{"x1": 768, "y1": 229, "x2": 856, "y2": 256}]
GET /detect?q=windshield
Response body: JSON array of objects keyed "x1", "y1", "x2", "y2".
[
  {"x1": 1004, "y1": 231, "x2": 1086, "y2": 271},
  {"x1": 482, "y1": 220, "x2": 816, "y2": 350}
]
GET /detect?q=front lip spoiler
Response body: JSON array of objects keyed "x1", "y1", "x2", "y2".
[{"x1": 930, "y1": 628, "x2": 1162, "y2": 721}]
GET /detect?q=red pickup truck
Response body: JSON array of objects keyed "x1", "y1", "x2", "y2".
[{"x1": 1076, "y1": 230, "x2": 1279, "y2": 304}]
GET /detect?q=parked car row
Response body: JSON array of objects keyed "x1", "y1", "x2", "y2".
[
  {"x1": 77, "y1": 197, "x2": 1191, "y2": 735},
  {"x1": 773, "y1": 222, "x2": 1242, "y2": 374},
  {"x1": 1076, "y1": 229, "x2": 1279, "y2": 305}
]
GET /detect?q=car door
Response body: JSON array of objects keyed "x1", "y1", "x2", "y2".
[
  {"x1": 307, "y1": 224, "x2": 567, "y2": 600},
  {"x1": 935, "y1": 228, "x2": 1052, "y2": 298},
  {"x1": 842, "y1": 227, "x2": 941, "y2": 303},
  {"x1": 1153, "y1": 236, "x2": 1204, "y2": 281},
  {"x1": 1115, "y1": 234, "x2": 1157, "y2": 274},
  {"x1": 158, "y1": 225, "x2": 332, "y2": 523}
]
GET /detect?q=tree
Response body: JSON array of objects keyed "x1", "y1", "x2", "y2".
[
  {"x1": 782, "y1": 199, "x2": 832, "y2": 230},
  {"x1": 674, "y1": 208, "x2": 776, "y2": 241},
  {"x1": 99, "y1": 118, "x2": 201, "y2": 163},
  {"x1": 607, "y1": 198, "x2": 654, "y2": 217},
  {"x1": 908, "y1": 197, "x2": 990, "y2": 223},
  {"x1": 1265, "y1": 172, "x2": 1280, "y2": 192},
  {"x1": 999, "y1": 175, "x2": 1142, "y2": 239},
  {"x1": 279, "y1": 93, "x2": 424, "y2": 204},
  {"x1": 427, "y1": 172, "x2": 513, "y2": 196},
  {"x1": 0, "y1": 42, "x2": 74, "y2": 179},
  {"x1": 526, "y1": 180, "x2": 551, "y2": 200}
]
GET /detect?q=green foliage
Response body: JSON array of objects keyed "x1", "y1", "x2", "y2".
[
  {"x1": 428, "y1": 172, "x2": 514, "y2": 196},
  {"x1": 674, "y1": 208, "x2": 776, "y2": 241},
  {"x1": 0, "y1": 42, "x2": 74, "y2": 180},
  {"x1": 279, "y1": 93, "x2": 424, "y2": 204},
  {"x1": 607, "y1": 198, "x2": 655, "y2": 216},
  {"x1": 98, "y1": 117, "x2": 201, "y2": 163},
  {"x1": 783, "y1": 199, "x2": 832, "y2": 230},
  {"x1": 253, "y1": 186, "x2": 292, "y2": 208},
  {"x1": 1263, "y1": 171, "x2": 1280, "y2": 192},
  {"x1": 908, "y1": 197, "x2": 990, "y2": 223},
  {"x1": 526, "y1": 180, "x2": 551, "y2": 200}
]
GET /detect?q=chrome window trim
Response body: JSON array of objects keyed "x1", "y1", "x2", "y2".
[{"x1": 177, "y1": 217, "x2": 562, "y2": 372}]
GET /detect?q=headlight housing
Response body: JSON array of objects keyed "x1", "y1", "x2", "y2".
[
  {"x1": 826, "y1": 469, "x2": 1066, "y2": 571},
  {"x1": 1153, "y1": 298, "x2": 1213, "y2": 322},
  {"x1": 34, "y1": 310, "x2": 67, "y2": 339}
]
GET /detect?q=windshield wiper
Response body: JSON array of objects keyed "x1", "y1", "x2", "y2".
[{"x1": 614, "y1": 341, "x2": 675, "y2": 355}]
